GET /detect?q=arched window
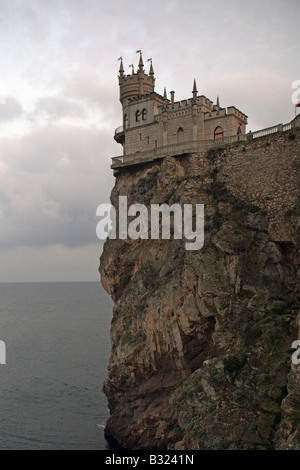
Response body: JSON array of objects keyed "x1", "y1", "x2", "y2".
[
  {"x1": 177, "y1": 127, "x2": 184, "y2": 143},
  {"x1": 142, "y1": 108, "x2": 148, "y2": 121},
  {"x1": 124, "y1": 114, "x2": 128, "y2": 129},
  {"x1": 136, "y1": 110, "x2": 141, "y2": 122},
  {"x1": 214, "y1": 126, "x2": 223, "y2": 139}
]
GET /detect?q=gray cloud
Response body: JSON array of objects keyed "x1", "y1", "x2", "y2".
[
  {"x1": 0, "y1": 97, "x2": 23, "y2": 121},
  {"x1": 34, "y1": 96, "x2": 86, "y2": 120},
  {"x1": 0, "y1": 0, "x2": 299, "y2": 281},
  {"x1": 0, "y1": 124, "x2": 115, "y2": 252}
]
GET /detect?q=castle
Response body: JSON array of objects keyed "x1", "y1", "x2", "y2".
[{"x1": 112, "y1": 52, "x2": 248, "y2": 170}]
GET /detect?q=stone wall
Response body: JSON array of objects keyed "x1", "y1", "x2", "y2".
[
  {"x1": 214, "y1": 129, "x2": 300, "y2": 241},
  {"x1": 122, "y1": 128, "x2": 300, "y2": 241},
  {"x1": 125, "y1": 120, "x2": 163, "y2": 154}
]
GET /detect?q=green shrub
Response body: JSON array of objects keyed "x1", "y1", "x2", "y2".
[
  {"x1": 224, "y1": 353, "x2": 247, "y2": 377},
  {"x1": 231, "y1": 389, "x2": 246, "y2": 401},
  {"x1": 141, "y1": 262, "x2": 159, "y2": 289},
  {"x1": 244, "y1": 324, "x2": 262, "y2": 346}
]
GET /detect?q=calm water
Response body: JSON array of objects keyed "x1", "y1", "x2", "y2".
[{"x1": 0, "y1": 282, "x2": 114, "y2": 450}]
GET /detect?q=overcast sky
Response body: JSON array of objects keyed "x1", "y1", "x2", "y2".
[{"x1": 0, "y1": 0, "x2": 299, "y2": 282}]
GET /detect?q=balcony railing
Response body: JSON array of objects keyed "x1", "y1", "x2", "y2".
[{"x1": 114, "y1": 125, "x2": 124, "y2": 136}]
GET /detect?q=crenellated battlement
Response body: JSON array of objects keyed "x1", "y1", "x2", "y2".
[
  {"x1": 166, "y1": 99, "x2": 193, "y2": 110},
  {"x1": 227, "y1": 106, "x2": 248, "y2": 121},
  {"x1": 204, "y1": 106, "x2": 247, "y2": 123},
  {"x1": 128, "y1": 92, "x2": 163, "y2": 104},
  {"x1": 204, "y1": 108, "x2": 227, "y2": 119}
]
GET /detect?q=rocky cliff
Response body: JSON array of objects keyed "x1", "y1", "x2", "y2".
[{"x1": 100, "y1": 130, "x2": 300, "y2": 450}]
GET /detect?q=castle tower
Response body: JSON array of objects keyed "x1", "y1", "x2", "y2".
[
  {"x1": 118, "y1": 52, "x2": 155, "y2": 106},
  {"x1": 115, "y1": 53, "x2": 165, "y2": 152}
]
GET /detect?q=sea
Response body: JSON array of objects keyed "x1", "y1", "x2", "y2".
[{"x1": 0, "y1": 282, "x2": 116, "y2": 450}]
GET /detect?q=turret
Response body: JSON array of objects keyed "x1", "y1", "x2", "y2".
[{"x1": 118, "y1": 51, "x2": 155, "y2": 106}]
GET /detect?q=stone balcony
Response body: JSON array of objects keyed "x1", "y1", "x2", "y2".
[
  {"x1": 114, "y1": 125, "x2": 125, "y2": 145},
  {"x1": 111, "y1": 120, "x2": 299, "y2": 171},
  {"x1": 111, "y1": 134, "x2": 250, "y2": 170}
]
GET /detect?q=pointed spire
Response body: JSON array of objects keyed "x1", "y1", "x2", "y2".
[
  {"x1": 192, "y1": 79, "x2": 198, "y2": 100},
  {"x1": 149, "y1": 60, "x2": 154, "y2": 77},
  {"x1": 216, "y1": 95, "x2": 220, "y2": 107},
  {"x1": 137, "y1": 50, "x2": 144, "y2": 71},
  {"x1": 118, "y1": 57, "x2": 124, "y2": 77}
]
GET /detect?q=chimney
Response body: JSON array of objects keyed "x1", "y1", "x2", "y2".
[{"x1": 170, "y1": 91, "x2": 175, "y2": 107}]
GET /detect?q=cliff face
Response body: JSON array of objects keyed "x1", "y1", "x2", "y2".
[{"x1": 100, "y1": 130, "x2": 300, "y2": 450}]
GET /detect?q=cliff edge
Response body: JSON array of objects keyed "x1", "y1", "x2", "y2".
[{"x1": 100, "y1": 129, "x2": 300, "y2": 450}]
